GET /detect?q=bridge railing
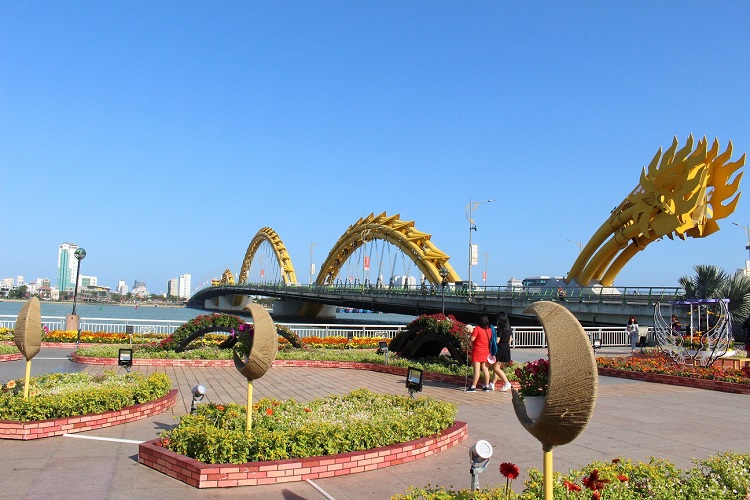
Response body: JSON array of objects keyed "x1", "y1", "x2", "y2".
[
  {"x1": 511, "y1": 326, "x2": 632, "y2": 348},
  {"x1": 221, "y1": 282, "x2": 683, "y2": 305},
  {"x1": 1, "y1": 315, "x2": 643, "y2": 348}
]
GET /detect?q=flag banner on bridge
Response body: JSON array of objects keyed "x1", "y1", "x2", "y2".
[
  {"x1": 364, "y1": 256, "x2": 370, "y2": 271},
  {"x1": 470, "y1": 244, "x2": 478, "y2": 266}
]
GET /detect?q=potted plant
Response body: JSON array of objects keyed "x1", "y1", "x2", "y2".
[{"x1": 514, "y1": 358, "x2": 549, "y2": 420}]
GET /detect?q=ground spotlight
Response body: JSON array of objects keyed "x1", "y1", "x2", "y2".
[
  {"x1": 118, "y1": 348, "x2": 133, "y2": 372},
  {"x1": 469, "y1": 439, "x2": 493, "y2": 491},
  {"x1": 190, "y1": 384, "x2": 206, "y2": 414},
  {"x1": 377, "y1": 341, "x2": 389, "y2": 364},
  {"x1": 405, "y1": 366, "x2": 423, "y2": 398},
  {"x1": 592, "y1": 334, "x2": 602, "y2": 351}
]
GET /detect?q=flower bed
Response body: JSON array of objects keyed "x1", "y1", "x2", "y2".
[
  {"x1": 139, "y1": 388, "x2": 465, "y2": 489},
  {"x1": 597, "y1": 356, "x2": 750, "y2": 394},
  {"x1": 0, "y1": 389, "x2": 178, "y2": 440}
]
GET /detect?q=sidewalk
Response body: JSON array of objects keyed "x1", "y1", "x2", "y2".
[{"x1": 1, "y1": 347, "x2": 748, "y2": 499}]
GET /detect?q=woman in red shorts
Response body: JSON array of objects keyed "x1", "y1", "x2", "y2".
[{"x1": 466, "y1": 315, "x2": 492, "y2": 392}]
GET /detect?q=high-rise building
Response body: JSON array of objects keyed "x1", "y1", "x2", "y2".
[
  {"x1": 57, "y1": 243, "x2": 79, "y2": 291},
  {"x1": 166, "y1": 278, "x2": 179, "y2": 298},
  {"x1": 117, "y1": 280, "x2": 128, "y2": 296},
  {"x1": 178, "y1": 274, "x2": 192, "y2": 299}
]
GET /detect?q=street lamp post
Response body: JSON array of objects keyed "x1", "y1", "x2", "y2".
[
  {"x1": 71, "y1": 248, "x2": 86, "y2": 315},
  {"x1": 309, "y1": 241, "x2": 321, "y2": 286},
  {"x1": 439, "y1": 267, "x2": 449, "y2": 315},
  {"x1": 732, "y1": 222, "x2": 750, "y2": 262},
  {"x1": 466, "y1": 198, "x2": 494, "y2": 301},
  {"x1": 65, "y1": 247, "x2": 86, "y2": 333}
]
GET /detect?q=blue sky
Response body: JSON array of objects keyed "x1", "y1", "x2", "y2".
[{"x1": 2, "y1": 2, "x2": 749, "y2": 294}]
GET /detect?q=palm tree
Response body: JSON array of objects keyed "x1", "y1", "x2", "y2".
[{"x1": 678, "y1": 264, "x2": 750, "y2": 339}]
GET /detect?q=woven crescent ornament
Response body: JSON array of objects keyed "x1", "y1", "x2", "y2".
[
  {"x1": 14, "y1": 297, "x2": 43, "y2": 361},
  {"x1": 232, "y1": 303, "x2": 278, "y2": 380},
  {"x1": 511, "y1": 301, "x2": 598, "y2": 451}
]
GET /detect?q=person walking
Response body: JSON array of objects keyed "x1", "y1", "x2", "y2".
[
  {"x1": 466, "y1": 316, "x2": 492, "y2": 392},
  {"x1": 489, "y1": 312, "x2": 513, "y2": 391},
  {"x1": 627, "y1": 316, "x2": 639, "y2": 354}
]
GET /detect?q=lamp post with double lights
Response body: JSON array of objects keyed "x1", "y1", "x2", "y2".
[
  {"x1": 466, "y1": 198, "x2": 494, "y2": 301},
  {"x1": 732, "y1": 222, "x2": 750, "y2": 263},
  {"x1": 439, "y1": 267, "x2": 449, "y2": 315},
  {"x1": 309, "y1": 241, "x2": 321, "y2": 286},
  {"x1": 66, "y1": 247, "x2": 86, "y2": 333}
]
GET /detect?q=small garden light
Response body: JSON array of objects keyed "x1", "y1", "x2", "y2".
[
  {"x1": 190, "y1": 384, "x2": 206, "y2": 414},
  {"x1": 405, "y1": 366, "x2": 423, "y2": 398},
  {"x1": 592, "y1": 334, "x2": 602, "y2": 351},
  {"x1": 117, "y1": 348, "x2": 133, "y2": 372},
  {"x1": 469, "y1": 439, "x2": 493, "y2": 491},
  {"x1": 377, "y1": 341, "x2": 389, "y2": 364}
]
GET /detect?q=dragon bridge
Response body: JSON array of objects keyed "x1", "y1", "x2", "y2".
[
  {"x1": 567, "y1": 135, "x2": 745, "y2": 286},
  {"x1": 317, "y1": 212, "x2": 460, "y2": 286},
  {"x1": 237, "y1": 227, "x2": 298, "y2": 285}
]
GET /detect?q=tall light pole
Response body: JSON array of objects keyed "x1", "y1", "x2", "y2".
[
  {"x1": 732, "y1": 222, "x2": 750, "y2": 262},
  {"x1": 567, "y1": 239, "x2": 583, "y2": 254},
  {"x1": 71, "y1": 247, "x2": 86, "y2": 315},
  {"x1": 309, "y1": 241, "x2": 321, "y2": 286},
  {"x1": 466, "y1": 198, "x2": 494, "y2": 301},
  {"x1": 439, "y1": 267, "x2": 449, "y2": 315}
]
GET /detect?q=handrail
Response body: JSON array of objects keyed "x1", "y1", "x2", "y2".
[{"x1": 0, "y1": 314, "x2": 642, "y2": 347}]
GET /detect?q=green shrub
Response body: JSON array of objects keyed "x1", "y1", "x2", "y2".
[
  {"x1": 0, "y1": 371, "x2": 172, "y2": 421},
  {"x1": 162, "y1": 388, "x2": 457, "y2": 464},
  {"x1": 0, "y1": 343, "x2": 18, "y2": 355},
  {"x1": 393, "y1": 452, "x2": 750, "y2": 499}
]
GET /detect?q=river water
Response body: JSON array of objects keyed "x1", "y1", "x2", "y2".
[{"x1": 0, "y1": 300, "x2": 415, "y2": 325}]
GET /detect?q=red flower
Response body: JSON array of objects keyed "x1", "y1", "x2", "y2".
[
  {"x1": 611, "y1": 458, "x2": 621, "y2": 464},
  {"x1": 216, "y1": 405, "x2": 225, "y2": 411},
  {"x1": 304, "y1": 408, "x2": 312, "y2": 413},
  {"x1": 563, "y1": 480, "x2": 581, "y2": 492},
  {"x1": 582, "y1": 470, "x2": 610, "y2": 491},
  {"x1": 265, "y1": 408, "x2": 273, "y2": 416},
  {"x1": 592, "y1": 490, "x2": 601, "y2": 500},
  {"x1": 500, "y1": 462, "x2": 520, "y2": 480},
  {"x1": 617, "y1": 474, "x2": 629, "y2": 482}
]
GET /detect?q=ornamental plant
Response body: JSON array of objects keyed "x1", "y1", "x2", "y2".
[
  {"x1": 161, "y1": 388, "x2": 457, "y2": 464},
  {"x1": 514, "y1": 358, "x2": 549, "y2": 397},
  {"x1": 0, "y1": 371, "x2": 172, "y2": 421},
  {"x1": 161, "y1": 313, "x2": 245, "y2": 350}
]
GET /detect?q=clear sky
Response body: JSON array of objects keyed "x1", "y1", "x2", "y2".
[{"x1": 2, "y1": 2, "x2": 750, "y2": 294}]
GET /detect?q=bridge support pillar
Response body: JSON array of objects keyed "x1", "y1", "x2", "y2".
[
  {"x1": 273, "y1": 299, "x2": 337, "y2": 319},
  {"x1": 204, "y1": 294, "x2": 255, "y2": 312}
]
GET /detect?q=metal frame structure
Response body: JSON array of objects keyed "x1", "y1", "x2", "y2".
[{"x1": 653, "y1": 299, "x2": 732, "y2": 366}]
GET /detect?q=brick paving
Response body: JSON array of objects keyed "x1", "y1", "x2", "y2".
[{"x1": 1, "y1": 347, "x2": 749, "y2": 499}]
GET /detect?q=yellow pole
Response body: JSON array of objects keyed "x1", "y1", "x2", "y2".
[
  {"x1": 543, "y1": 449, "x2": 553, "y2": 500},
  {"x1": 246, "y1": 379, "x2": 253, "y2": 432},
  {"x1": 24, "y1": 360, "x2": 32, "y2": 399}
]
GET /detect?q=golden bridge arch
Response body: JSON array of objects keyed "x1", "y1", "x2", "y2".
[
  {"x1": 238, "y1": 227, "x2": 298, "y2": 285},
  {"x1": 318, "y1": 212, "x2": 461, "y2": 286}
]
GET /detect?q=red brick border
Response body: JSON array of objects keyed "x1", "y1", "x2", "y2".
[
  {"x1": 597, "y1": 367, "x2": 750, "y2": 394},
  {"x1": 0, "y1": 353, "x2": 22, "y2": 362},
  {"x1": 0, "y1": 389, "x2": 178, "y2": 440},
  {"x1": 138, "y1": 420, "x2": 467, "y2": 488}
]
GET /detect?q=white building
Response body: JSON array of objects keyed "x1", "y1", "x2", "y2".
[
  {"x1": 16, "y1": 275, "x2": 24, "y2": 286},
  {"x1": 117, "y1": 280, "x2": 128, "y2": 296},
  {"x1": 178, "y1": 274, "x2": 191, "y2": 299}
]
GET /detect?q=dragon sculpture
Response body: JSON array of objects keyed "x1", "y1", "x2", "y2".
[{"x1": 567, "y1": 135, "x2": 745, "y2": 286}]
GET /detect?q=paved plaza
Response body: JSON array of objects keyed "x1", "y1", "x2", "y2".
[{"x1": 1, "y1": 347, "x2": 749, "y2": 499}]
